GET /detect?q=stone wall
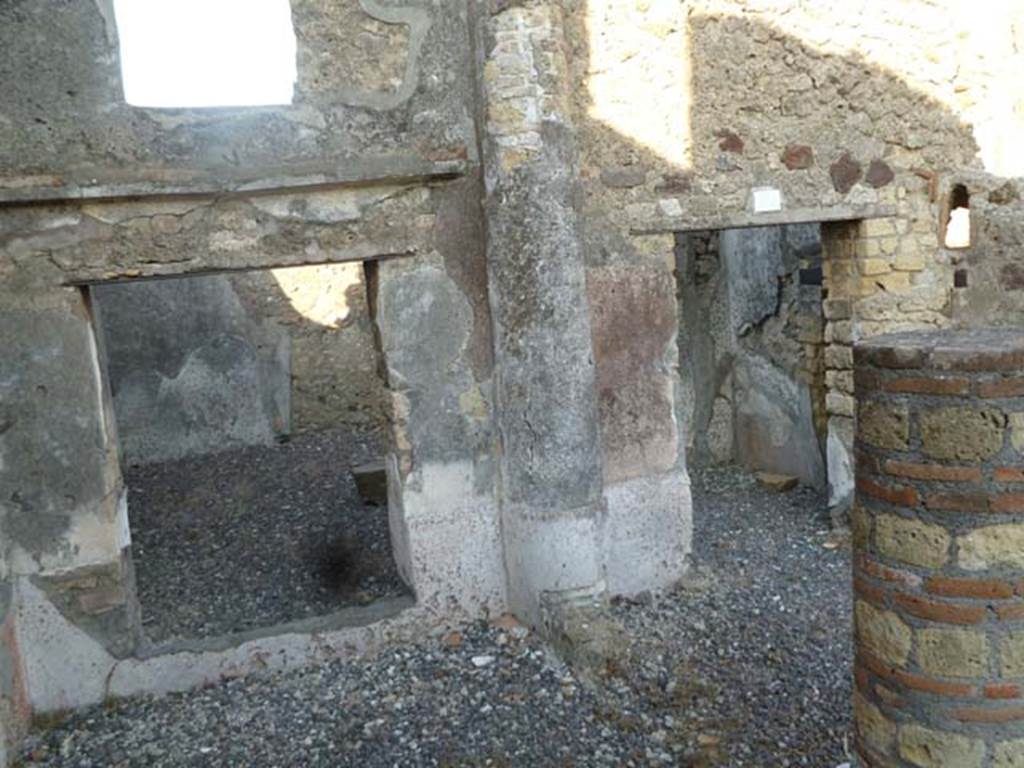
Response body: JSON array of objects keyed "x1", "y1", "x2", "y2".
[
  {"x1": 0, "y1": 0, "x2": 511, "y2": 733},
  {"x1": 566, "y1": 0, "x2": 1024, "y2": 514},
  {"x1": 853, "y1": 330, "x2": 1024, "y2": 767},
  {"x1": 0, "y1": 0, "x2": 468, "y2": 200}
]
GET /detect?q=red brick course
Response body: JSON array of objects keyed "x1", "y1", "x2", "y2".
[
  {"x1": 925, "y1": 576, "x2": 1015, "y2": 599},
  {"x1": 893, "y1": 593, "x2": 986, "y2": 625},
  {"x1": 885, "y1": 376, "x2": 971, "y2": 395},
  {"x1": 924, "y1": 493, "x2": 990, "y2": 512},
  {"x1": 992, "y1": 494, "x2": 1024, "y2": 513},
  {"x1": 995, "y1": 468, "x2": 1024, "y2": 483},
  {"x1": 978, "y1": 378, "x2": 1024, "y2": 398},
  {"x1": 858, "y1": 477, "x2": 919, "y2": 508},
  {"x1": 858, "y1": 652, "x2": 976, "y2": 698},
  {"x1": 885, "y1": 461, "x2": 981, "y2": 482}
]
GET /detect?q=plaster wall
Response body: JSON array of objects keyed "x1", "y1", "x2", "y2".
[{"x1": 92, "y1": 261, "x2": 388, "y2": 466}]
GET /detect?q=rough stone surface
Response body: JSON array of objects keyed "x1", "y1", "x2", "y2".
[
  {"x1": 855, "y1": 601, "x2": 912, "y2": 667},
  {"x1": 875, "y1": 514, "x2": 950, "y2": 569},
  {"x1": 920, "y1": 407, "x2": 1006, "y2": 462},
  {"x1": 958, "y1": 524, "x2": 1024, "y2": 571},
  {"x1": 995, "y1": 739, "x2": 1024, "y2": 768},
  {"x1": 898, "y1": 725, "x2": 985, "y2": 768},
  {"x1": 916, "y1": 628, "x2": 988, "y2": 677},
  {"x1": 859, "y1": 402, "x2": 910, "y2": 452}
]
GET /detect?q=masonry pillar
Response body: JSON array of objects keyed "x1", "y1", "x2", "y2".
[
  {"x1": 0, "y1": 283, "x2": 139, "y2": 714},
  {"x1": 475, "y1": 1, "x2": 606, "y2": 624},
  {"x1": 852, "y1": 329, "x2": 1024, "y2": 767}
]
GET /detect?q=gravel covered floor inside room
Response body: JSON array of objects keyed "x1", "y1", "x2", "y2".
[
  {"x1": 22, "y1": 465, "x2": 852, "y2": 767},
  {"x1": 125, "y1": 426, "x2": 407, "y2": 644}
]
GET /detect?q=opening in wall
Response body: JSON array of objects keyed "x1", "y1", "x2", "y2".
[
  {"x1": 673, "y1": 224, "x2": 828, "y2": 492},
  {"x1": 112, "y1": 0, "x2": 297, "y2": 108},
  {"x1": 943, "y1": 183, "x2": 971, "y2": 250},
  {"x1": 88, "y1": 263, "x2": 410, "y2": 646}
]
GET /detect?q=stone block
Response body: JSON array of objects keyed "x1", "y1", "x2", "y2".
[
  {"x1": 1012, "y1": 413, "x2": 1024, "y2": 453},
  {"x1": 826, "y1": 369, "x2": 854, "y2": 394},
  {"x1": 827, "y1": 392, "x2": 855, "y2": 417},
  {"x1": 899, "y1": 725, "x2": 984, "y2": 768},
  {"x1": 894, "y1": 252, "x2": 926, "y2": 271},
  {"x1": 352, "y1": 460, "x2": 387, "y2": 506},
  {"x1": 823, "y1": 298, "x2": 852, "y2": 321},
  {"x1": 994, "y1": 739, "x2": 1024, "y2": 768},
  {"x1": 855, "y1": 692, "x2": 895, "y2": 753},
  {"x1": 917, "y1": 628, "x2": 988, "y2": 678},
  {"x1": 959, "y1": 524, "x2": 1024, "y2": 571},
  {"x1": 920, "y1": 407, "x2": 1006, "y2": 462},
  {"x1": 755, "y1": 472, "x2": 799, "y2": 492},
  {"x1": 859, "y1": 402, "x2": 910, "y2": 451},
  {"x1": 826, "y1": 321, "x2": 855, "y2": 345},
  {"x1": 863, "y1": 218, "x2": 898, "y2": 238},
  {"x1": 876, "y1": 514, "x2": 950, "y2": 569},
  {"x1": 856, "y1": 600, "x2": 912, "y2": 666},
  {"x1": 861, "y1": 258, "x2": 893, "y2": 276},
  {"x1": 825, "y1": 344, "x2": 854, "y2": 370},
  {"x1": 1002, "y1": 634, "x2": 1024, "y2": 678},
  {"x1": 600, "y1": 166, "x2": 647, "y2": 189}
]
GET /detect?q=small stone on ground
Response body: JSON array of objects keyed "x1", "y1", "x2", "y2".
[{"x1": 754, "y1": 471, "x2": 800, "y2": 492}]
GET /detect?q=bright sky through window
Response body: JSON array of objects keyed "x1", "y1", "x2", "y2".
[{"x1": 112, "y1": 0, "x2": 297, "y2": 108}]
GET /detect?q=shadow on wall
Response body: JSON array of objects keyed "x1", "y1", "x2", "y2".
[
  {"x1": 564, "y1": 1, "x2": 1023, "y2": 500},
  {"x1": 91, "y1": 263, "x2": 389, "y2": 467}
]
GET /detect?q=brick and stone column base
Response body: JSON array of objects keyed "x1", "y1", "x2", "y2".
[{"x1": 852, "y1": 329, "x2": 1024, "y2": 767}]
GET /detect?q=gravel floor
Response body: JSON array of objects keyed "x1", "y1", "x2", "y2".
[
  {"x1": 21, "y1": 465, "x2": 853, "y2": 767},
  {"x1": 125, "y1": 426, "x2": 408, "y2": 643}
]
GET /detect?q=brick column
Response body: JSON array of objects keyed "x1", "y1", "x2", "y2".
[{"x1": 853, "y1": 329, "x2": 1024, "y2": 767}]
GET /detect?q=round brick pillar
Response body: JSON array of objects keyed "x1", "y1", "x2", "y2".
[{"x1": 853, "y1": 329, "x2": 1024, "y2": 768}]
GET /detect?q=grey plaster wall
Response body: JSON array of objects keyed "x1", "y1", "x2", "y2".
[{"x1": 92, "y1": 276, "x2": 291, "y2": 466}]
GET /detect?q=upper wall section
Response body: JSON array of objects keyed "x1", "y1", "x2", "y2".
[
  {"x1": 569, "y1": 0, "x2": 1024, "y2": 227},
  {"x1": 0, "y1": 0, "x2": 475, "y2": 201},
  {"x1": 565, "y1": 0, "x2": 1024, "y2": 323}
]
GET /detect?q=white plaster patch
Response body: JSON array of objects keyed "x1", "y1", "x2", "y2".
[
  {"x1": 9, "y1": 503, "x2": 124, "y2": 577},
  {"x1": 389, "y1": 460, "x2": 506, "y2": 616},
  {"x1": 502, "y1": 512, "x2": 604, "y2": 626},
  {"x1": 14, "y1": 578, "x2": 116, "y2": 712},
  {"x1": 603, "y1": 470, "x2": 692, "y2": 597},
  {"x1": 827, "y1": 423, "x2": 855, "y2": 510},
  {"x1": 752, "y1": 186, "x2": 782, "y2": 213}
]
